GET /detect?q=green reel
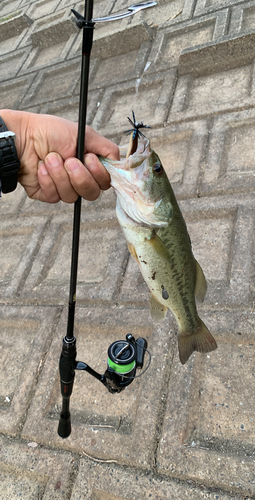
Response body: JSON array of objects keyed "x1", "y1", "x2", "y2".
[{"x1": 108, "y1": 338, "x2": 136, "y2": 376}]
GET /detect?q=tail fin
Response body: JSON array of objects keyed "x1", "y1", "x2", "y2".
[{"x1": 178, "y1": 318, "x2": 217, "y2": 365}]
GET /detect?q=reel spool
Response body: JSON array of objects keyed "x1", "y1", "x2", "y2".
[
  {"x1": 108, "y1": 339, "x2": 136, "y2": 377},
  {"x1": 104, "y1": 334, "x2": 148, "y2": 393},
  {"x1": 106, "y1": 337, "x2": 137, "y2": 392}
]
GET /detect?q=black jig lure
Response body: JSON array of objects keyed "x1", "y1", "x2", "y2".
[{"x1": 125, "y1": 110, "x2": 151, "y2": 156}]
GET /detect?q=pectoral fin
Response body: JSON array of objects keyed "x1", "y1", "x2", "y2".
[
  {"x1": 150, "y1": 293, "x2": 168, "y2": 321},
  {"x1": 195, "y1": 259, "x2": 207, "y2": 302},
  {"x1": 127, "y1": 242, "x2": 139, "y2": 264},
  {"x1": 145, "y1": 231, "x2": 171, "y2": 263}
]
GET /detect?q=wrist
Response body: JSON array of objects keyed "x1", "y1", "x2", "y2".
[
  {"x1": 0, "y1": 109, "x2": 29, "y2": 161},
  {"x1": 0, "y1": 110, "x2": 23, "y2": 193}
]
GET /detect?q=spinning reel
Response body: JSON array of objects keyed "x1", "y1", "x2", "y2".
[{"x1": 58, "y1": 334, "x2": 150, "y2": 438}]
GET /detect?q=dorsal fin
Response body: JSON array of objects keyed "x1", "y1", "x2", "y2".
[{"x1": 195, "y1": 259, "x2": 207, "y2": 302}]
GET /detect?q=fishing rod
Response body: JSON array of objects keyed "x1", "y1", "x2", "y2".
[{"x1": 57, "y1": 0, "x2": 157, "y2": 439}]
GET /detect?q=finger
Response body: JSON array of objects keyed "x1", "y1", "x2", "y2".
[
  {"x1": 37, "y1": 161, "x2": 61, "y2": 203},
  {"x1": 45, "y1": 152, "x2": 78, "y2": 203},
  {"x1": 85, "y1": 126, "x2": 120, "y2": 160},
  {"x1": 84, "y1": 153, "x2": 111, "y2": 191},
  {"x1": 64, "y1": 157, "x2": 101, "y2": 201}
]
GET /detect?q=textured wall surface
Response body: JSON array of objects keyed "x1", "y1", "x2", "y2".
[{"x1": 1, "y1": 0, "x2": 255, "y2": 498}]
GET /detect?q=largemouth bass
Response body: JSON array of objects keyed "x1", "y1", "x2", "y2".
[{"x1": 100, "y1": 116, "x2": 217, "y2": 364}]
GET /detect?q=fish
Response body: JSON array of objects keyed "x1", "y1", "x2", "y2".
[{"x1": 99, "y1": 113, "x2": 217, "y2": 364}]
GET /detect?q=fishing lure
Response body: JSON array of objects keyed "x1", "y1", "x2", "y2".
[{"x1": 125, "y1": 110, "x2": 151, "y2": 157}]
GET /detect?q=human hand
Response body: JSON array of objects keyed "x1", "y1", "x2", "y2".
[{"x1": 0, "y1": 110, "x2": 120, "y2": 203}]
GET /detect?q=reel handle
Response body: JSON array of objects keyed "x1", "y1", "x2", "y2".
[{"x1": 136, "y1": 338, "x2": 148, "y2": 368}]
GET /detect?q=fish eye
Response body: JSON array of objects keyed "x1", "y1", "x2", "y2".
[{"x1": 153, "y1": 162, "x2": 163, "y2": 175}]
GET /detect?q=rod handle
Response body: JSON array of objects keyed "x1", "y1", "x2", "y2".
[
  {"x1": 58, "y1": 411, "x2": 71, "y2": 438},
  {"x1": 58, "y1": 397, "x2": 71, "y2": 438}
]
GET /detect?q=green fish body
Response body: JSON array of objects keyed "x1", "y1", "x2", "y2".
[{"x1": 100, "y1": 138, "x2": 217, "y2": 364}]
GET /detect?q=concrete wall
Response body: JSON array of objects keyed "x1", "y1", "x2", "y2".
[{"x1": 1, "y1": 0, "x2": 255, "y2": 498}]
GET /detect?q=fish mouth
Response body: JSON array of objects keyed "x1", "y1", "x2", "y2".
[
  {"x1": 119, "y1": 138, "x2": 149, "y2": 170},
  {"x1": 99, "y1": 139, "x2": 150, "y2": 173},
  {"x1": 100, "y1": 138, "x2": 151, "y2": 198},
  {"x1": 99, "y1": 138, "x2": 150, "y2": 191},
  {"x1": 99, "y1": 139, "x2": 168, "y2": 228}
]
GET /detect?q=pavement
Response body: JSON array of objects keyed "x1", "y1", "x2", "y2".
[{"x1": 1, "y1": 0, "x2": 255, "y2": 498}]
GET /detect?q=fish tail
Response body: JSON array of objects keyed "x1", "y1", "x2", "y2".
[{"x1": 178, "y1": 318, "x2": 217, "y2": 365}]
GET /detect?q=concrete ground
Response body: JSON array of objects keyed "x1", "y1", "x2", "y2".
[{"x1": 1, "y1": 0, "x2": 255, "y2": 498}]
